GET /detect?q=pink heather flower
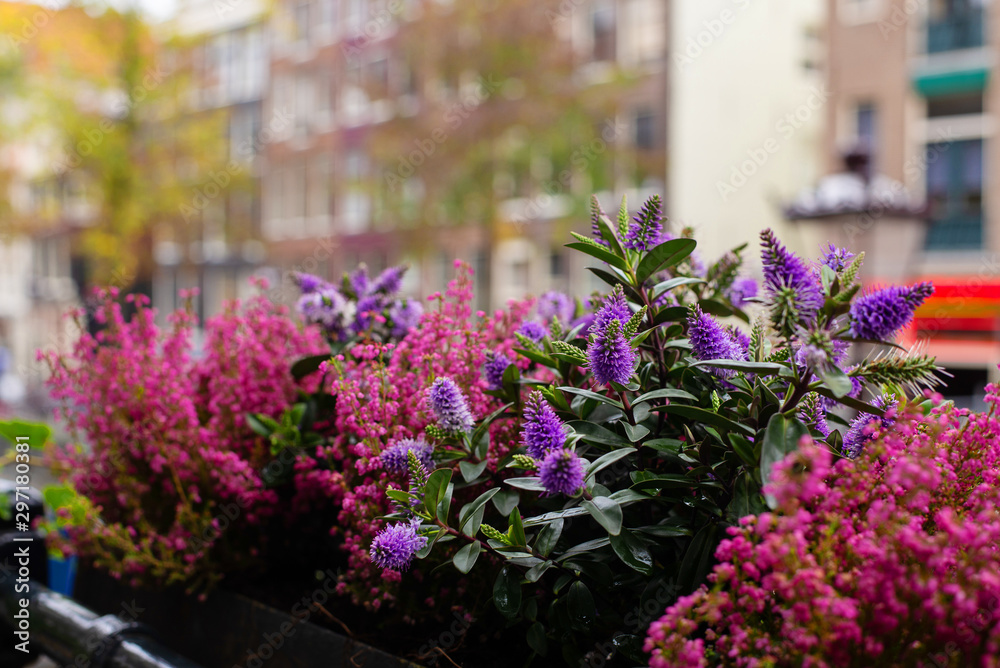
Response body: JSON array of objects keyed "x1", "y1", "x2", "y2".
[
  {"x1": 517, "y1": 321, "x2": 547, "y2": 343},
  {"x1": 849, "y1": 282, "x2": 934, "y2": 341},
  {"x1": 625, "y1": 194, "x2": 664, "y2": 251},
  {"x1": 760, "y1": 228, "x2": 823, "y2": 335},
  {"x1": 370, "y1": 520, "x2": 427, "y2": 572},
  {"x1": 538, "y1": 449, "x2": 585, "y2": 496},
  {"x1": 483, "y1": 351, "x2": 511, "y2": 390},
  {"x1": 521, "y1": 391, "x2": 566, "y2": 459},
  {"x1": 380, "y1": 438, "x2": 434, "y2": 476},
  {"x1": 727, "y1": 276, "x2": 758, "y2": 309},
  {"x1": 426, "y1": 377, "x2": 475, "y2": 434},
  {"x1": 687, "y1": 307, "x2": 748, "y2": 379}
]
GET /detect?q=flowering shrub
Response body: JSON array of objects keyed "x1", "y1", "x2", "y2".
[
  {"x1": 43, "y1": 287, "x2": 325, "y2": 588},
  {"x1": 645, "y1": 387, "x2": 1000, "y2": 667},
  {"x1": 360, "y1": 195, "x2": 941, "y2": 664}
]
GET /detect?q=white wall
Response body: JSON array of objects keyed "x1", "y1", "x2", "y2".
[{"x1": 669, "y1": 0, "x2": 826, "y2": 265}]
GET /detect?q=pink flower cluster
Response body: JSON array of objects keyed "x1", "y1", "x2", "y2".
[
  {"x1": 312, "y1": 262, "x2": 532, "y2": 608},
  {"x1": 646, "y1": 387, "x2": 1000, "y2": 668},
  {"x1": 43, "y1": 286, "x2": 325, "y2": 588}
]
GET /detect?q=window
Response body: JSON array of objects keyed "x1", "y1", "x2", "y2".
[
  {"x1": 341, "y1": 151, "x2": 370, "y2": 233},
  {"x1": 634, "y1": 109, "x2": 655, "y2": 150},
  {"x1": 837, "y1": 0, "x2": 885, "y2": 25},
  {"x1": 592, "y1": 3, "x2": 616, "y2": 62},
  {"x1": 855, "y1": 102, "x2": 878, "y2": 160},
  {"x1": 926, "y1": 138, "x2": 983, "y2": 249},
  {"x1": 927, "y1": 93, "x2": 984, "y2": 117},
  {"x1": 293, "y1": 0, "x2": 311, "y2": 45},
  {"x1": 308, "y1": 156, "x2": 332, "y2": 221},
  {"x1": 367, "y1": 57, "x2": 390, "y2": 100}
]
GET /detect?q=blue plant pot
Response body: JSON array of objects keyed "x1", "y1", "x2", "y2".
[{"x1": 47, "y1": 554, "x2": 77, "y2": 596}]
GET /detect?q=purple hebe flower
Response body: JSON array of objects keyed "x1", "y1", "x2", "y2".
[
  {"x1": 297, "y1": 287, "x2": 352, "y2": 338},
  {"x1": 688, "y1": 307, "x2": 748, "y2": 379},
  {"x1": 590, "y1": 288, "x2": 631, "y2": 334},
  {"x1": 483, "y1": 351, "x2": 511, "y2": 390},
  {"x1": 843, "y1": 396, "x2": 897, "y2": 459},
  {"x1": 727, "y1": 276, "x2": 758, "y2": 309},
  {"x1": 370, "y1": 519, "x2": 427, "y2": 572},
  {"x1": 292, "y1": 272, "x2": 327, "y2": 294},
  {"x1": 592, "y1": 205, "x2": 611, "y2": 249},
  {"x1": 426, "y1": 377, "x2": 475, "y2": 434},
  {"x1": 760, "y1": 229, "x2": 824, "y2": 334},
  {"x1": 625, "y1": 195, "x2": 664, "y2": 251},
  {"x1": 518, "y1": 321, "x2": 547, "y2": 343},
  {"x1": 349, "y1": 266, "x2": 371, "y2": 296},
  {"x1": 537, "y1": 291, "x2": 574, "y2": 325},
  {"x1": 522, "y1": 391, "x2": 566, "y2": 459},
  {"x1": 849, "y1": 282, "x2": 934, "y2": 341},
  {"x1": 372, "y1": 265, "x2": 406, "y2": 295},
  {"x1": 538, "y1": 449, "x2": 585, "y2": 496},
  {"x1": 389, "y1": 299, "x2": 423, "y2": 337},
  {"x1": 380, "y1": 438, "x2": 434, "y2": 476},
  {"x1": 587, "y1": 318, "x2": 637, "y2": 386},
  {"x1": 353, "y1": 294, "x2": 384, "y2": 333},
  {"x1": 820, "y1": 243, "x2": 856, "y2": 272}
]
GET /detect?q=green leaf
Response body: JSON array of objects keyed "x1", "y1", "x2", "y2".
[
  {"x1": 586, "y1": 447, "x2": 635, "y2": 477},
  {"x1": 558, "y1": 537, "x2": 611, "y2": 560},
  {"x1": 678, "y1": 523, "x2": 721, "y2": 594},
  {"x1": 0, "y1": 419, "x2": 50, "y2": 449},
  {"x1": 630, "y1": 472, "x2": 701, "y2": 491},
  {"x1": 594, "y1": 208, "x2": 627, "y2": 258},
  {"x1": 728, "y1": 472, "x2": 767, "y2": 521},
  {"x1": 760, "y1": 413, "x2": 809, "y2": 507},
  {"x1": 533, "y1": 518, "x2": 564, "y2": 556},
  {"x1": 652, "y1": 306, "x2": 690, "y2": 326},
  {"x1": 245, "y1": 414, "x2": 273, "y2": 438},
  {"x1": 633, "y1": 387, "x2": 697, "y2": 404},
  {"x1": 567, "y1": 421, "x2": 631, "y2": 448},
  {"x1": 691, "y1": 359, "x2": 786, "y2": 375},
  {"x1": 699, "y1": 299, "x2": 733, "y2": 318},
  {"x1": 565, "y1": 242, "x2": 630, "y2": 272},
  {"x1": 470, "y1": 403, "x2": 513, "y2": 457},
  {"x1": 582, "y1": 497, "x2": 623, "y2": 536},
  {"x1": 634, "y1": 524, "x2": 692, "y2": 538},
  {"x1": 508, "y1": 507, "x2": 527, "y2": 547},
  {"x1": 423, "y1": 469, "x2": 453, "y2": 520},
  {"x1": 459, "y1": 460, "x2": 488, "y2": 483},
  {"x1": 728, "y1": 433, "x2": 756, "y2": 467},
  {"x1": 491, "y1": 490, "x2": 520, "y2": 516},
  {"x1": 43, "y1": 485, "x2": 76, "y2": 510},
  {"x1": 640, "y1": 438, "x2": 684, "y2": 453},
  {"x1": 558, "y1": 386, "x2": 624, "y2": 410},
  {"x1": 525, "y1": 560, "x2": 554, "y2": 583},
  {"x1": 493, "y1": 566, "x2": 522, "y2": 617},
  {"x1": 505, "y1": 476, "x2": 547, "y2": 492},
  {"x1": 657, "y1": 405, "x2": 755, "y2": 436},
  {"x1": 458, "y1": 488, "x2": 501, "y2": 534},
  {"x1": 290, "y1": 353, "x2": 331, "y2": 379},
  {"x1": 636, "y1": 238, "x2": 698, "y2": 283},
  {"x1": 514, "y1": 347, "x2": 559, "y2": 369},
  {"x1": 527, "y1": 622, "x2": 548, "y2": 656},
  {"x1": 817, "y1": 364, "x2": 853, "y2": 399},
  {"x1": 812, "y1": 387, "x2": 885, "y2": 416},
  {"x1": 623, "y1": 422, "x2": 650, "y2": 443},
  {"x1": 566, "y1": 581, "x2": 597, "y2": 629},
  {"x1": 453, "y1": 541, "x2": 482, "y2": 574},
  {"x1": 652, "y1": 276, "x2": 706, "y2": 298},
  {"x1": 609, "y1": 529, "x2": 653, "y2": 575}
]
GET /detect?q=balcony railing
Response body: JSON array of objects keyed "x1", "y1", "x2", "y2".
[
  {"x1": 925, "y1": 214, "x2": 983, "y2": 250},
  {"x1": 927, "y1": 6, "x2": 985, "y2": 53}
]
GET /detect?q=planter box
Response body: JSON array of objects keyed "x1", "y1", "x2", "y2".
[{"x1": 74, "y1": 567, "x2": 424, "y2": 668}]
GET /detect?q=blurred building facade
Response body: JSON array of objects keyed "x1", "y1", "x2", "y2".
[{"x1": 818, "y1": 0, "x2": 998, "y2": 397}]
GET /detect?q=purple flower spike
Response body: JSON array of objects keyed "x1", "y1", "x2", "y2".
[
  {"x1": 297, "y1": 286, "x2": 350, "y2": 338},
  {"x1": 522, "y1": 391, "x2": 566, "y2": 459},
  {"x1": 538, "y1": 449, "x2": 585, "y2": 496},
  {"x1": 537, "y1": 291, "x2": 574, "y2": 324},
  {"x1": 625, "y1": 195, "x2": 664, "y2": 251},
  {"x1": 760, "y1": 229, "x2": 824, "y2": 336},
  {"x1": 518, "y1": 321, "x2": 547, "y2": 343},
  {"x1": 426, "y1": 377, "x2": 475, "y2": 434},
  {"x1": 349, "y1": 265, "x2": 371, "y2": 296},
  {"x1": 587, "y1": 317, "x2": 636, "y2": 386},
  {"x1": 389, "y1": 299, "x2": 423, "y2": 337},
  {"x1": 590, "y1": 287, "x2": 631, "y2": 335},
  {"x1": 687, "y1": 307, "x2": 748, "y2": 379},
  {"x1": 843, "y1": 396, "x2": 897, "y2": 459},
  {"x1": 380, "y1": 438, "x2": 434, "y2": 476},
  {"x1": 820, "y1": 243, "x2": 856, "y2": 272},
  {"x1": 727, "y1": 276, "x2": 758, "y2": 310},
  {"x1": 292, "y1": 272, "x2": 327, "y2": 294},
  {"x1": 373, "y1": 265, "x2": 407, "y2": 295},
  {"x1": 483, "y1": 351, "x2": 512, "y2": 390},
  {"x1": 591, "y1": 200, "x2": 611, "y2": 249},
  {"x1": 849, "y1": 282, "x2": 934, "y2": 341},
  {"x1": 370, "y1": 519, "x2": 427, "y2": 572}
]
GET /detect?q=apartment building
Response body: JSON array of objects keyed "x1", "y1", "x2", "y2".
[
  {"x1": 820, "y1": 0, "x2": 998, "y2": 399},
  {"x1": 259, "y1": 0, "x2": 670, "y2": 309}
]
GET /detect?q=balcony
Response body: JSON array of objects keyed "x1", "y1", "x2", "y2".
[
  {"x1": 925, "y1": 214, "x2": 983, "y2": 250},
  {"x1": 927, "y1": 6, "x2": 985, "y2": 54}
]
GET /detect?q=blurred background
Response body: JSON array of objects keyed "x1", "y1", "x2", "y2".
[{"x1": 0, "y1": 0, "x2": 995, "y2": 417}]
